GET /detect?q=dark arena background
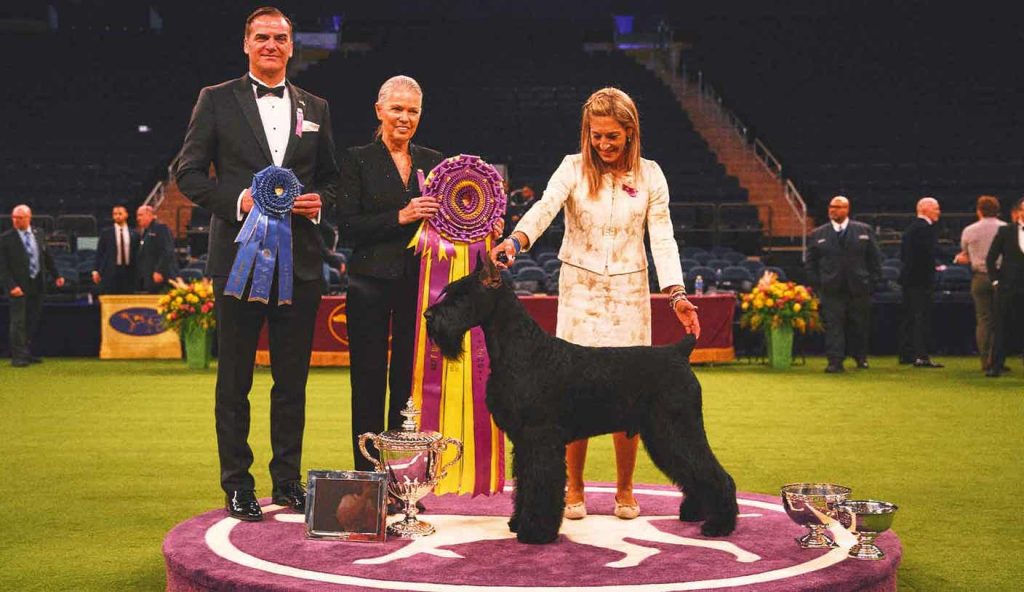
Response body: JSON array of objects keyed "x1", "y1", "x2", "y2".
[{"x1": 0, "y1": 1, "x2": 1021, "y2": 591}]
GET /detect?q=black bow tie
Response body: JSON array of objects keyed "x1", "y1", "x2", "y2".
[{"x1": 254, "y1": 83, "x2": 285, "y2": 99}]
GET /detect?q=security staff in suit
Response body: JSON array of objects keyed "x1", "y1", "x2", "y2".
[
  {"x1": 134, "y1": 205, "x2": 177, "y2": 293},
  {"x1": 899, "y1": 196, "x2": 944, "y2": 368},
  {"x1": 92, "y1": 204, "x2": 139, "y2": 294},
  {"x1": 174, "y1": 6, "x2": 339, "y2": 521},
  {"x1": 336, "y1": 75, "x2": 445, "y2": 474},
  {"x1": 0, "y1": 205, "x2": 64, "y2": 367},
  {"x1": 805, "y1": 196, "x2": 883, "y2": 373},
  {"x1": 984, "y1": 196, "x2": 1024, "y2": 377}
]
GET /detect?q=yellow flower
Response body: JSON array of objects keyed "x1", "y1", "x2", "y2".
[
  {"x1": 186, "y1": 294, "x2": 199, "y2": 304},
  {"x1": 741, "y1": 301, "x2": 750, "y2": 310},
  {"x1": 793, "y1": 302, "x2": 802, "y2": 312},
  {"x1": 765, "y1": 298, "x2": 774, "y2": 307}
]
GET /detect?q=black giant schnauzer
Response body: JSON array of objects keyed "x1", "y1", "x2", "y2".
[{"x1": 424, "y1": 259, "x2": 738, "y2": 544}]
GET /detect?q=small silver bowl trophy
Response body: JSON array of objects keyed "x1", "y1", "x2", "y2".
[
  {"x1": 359, "y1": 398, "x2": 463, "y2": 538},
  {"x1": 781, "y1": 483, "x2": 898, "y2": 560}
]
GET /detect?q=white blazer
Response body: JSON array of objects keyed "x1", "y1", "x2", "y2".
[{"x1": 514, "y1": 154, "x2": 684, "y2": 289}]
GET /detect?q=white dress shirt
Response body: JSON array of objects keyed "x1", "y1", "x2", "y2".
[
  {"x1": 114, "y1": 223, "x2": 130, "y2": 265},
  {"x1": 237, "y1": 74, "x2": 290, "y2": 220},
  {"x1": 830, "y1": 219, "x2": 849, "y2": 233}
]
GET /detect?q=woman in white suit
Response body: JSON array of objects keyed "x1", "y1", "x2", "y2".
[{"x1": 491, "y1": 87, "x2": 700, "y2": 520}]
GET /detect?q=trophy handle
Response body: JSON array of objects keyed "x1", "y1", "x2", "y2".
[
  {"x1": 434, "y1": 437, "x2": 464, "y2": 480},
  {"x1": 357, "y1": 433, "x2": 385, "y2": 472}
]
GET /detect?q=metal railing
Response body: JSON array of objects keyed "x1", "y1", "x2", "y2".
[{"x1": 687, "y1": 67, "x2": 809, "y2": 257}]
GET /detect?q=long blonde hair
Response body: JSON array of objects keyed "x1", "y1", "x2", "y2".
[{"x1": 579, "y1": 87, "x2": 642, "y2": 198}]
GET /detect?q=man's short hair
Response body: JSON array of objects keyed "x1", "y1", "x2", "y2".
[
  {"x1": 977, "y1": 195, "x2": 1000, "y2": 218},
  {"x1": 245, "y1": 6, "x2": 293, "y2": 38}
]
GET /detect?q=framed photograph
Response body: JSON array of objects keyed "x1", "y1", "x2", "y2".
[{"x1": 305, "y1": 470, "x2": 388, "y2": 542}]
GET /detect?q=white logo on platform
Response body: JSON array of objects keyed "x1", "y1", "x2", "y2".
[{"x1": 202, "y1": 487, "x2": 859, "y2": 591}]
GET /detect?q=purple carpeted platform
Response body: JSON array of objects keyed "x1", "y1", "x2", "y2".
[{"x1": 163, "y1": 483, "x2": 900, "y2": 591}]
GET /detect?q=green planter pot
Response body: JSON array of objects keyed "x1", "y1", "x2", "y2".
[
  {"x1": 766, "y1": 324, "x2": 794, "y2": 369},
  {"x1": 183, "y1": 325, "x2": 212, "y2": 370}
]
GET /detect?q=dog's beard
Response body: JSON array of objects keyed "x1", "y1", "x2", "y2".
[{"x1": 425, "y1": 318, "x2": 468, "y2": 360}]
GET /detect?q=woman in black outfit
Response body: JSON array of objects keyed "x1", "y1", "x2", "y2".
[{"x1": 337, "y1": 75, "x2": 443, "y2": 472}]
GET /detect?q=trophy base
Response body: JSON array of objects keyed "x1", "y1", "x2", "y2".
[
  {"x1": 387, "y1": 518, "x2": 436, "y2": 539},
  {"x1": 795, "y1": 531, "x2": 837, "y2": 549},
  {"x1": 848, "y1": 542, "x2": 885, "y2": 560}
]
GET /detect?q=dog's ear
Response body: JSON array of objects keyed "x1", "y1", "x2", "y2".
[{"x1": 476, "y1": 251, "x2": 502, "y2": 288}]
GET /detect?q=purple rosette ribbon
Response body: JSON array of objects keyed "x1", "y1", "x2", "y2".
[
  {"x1": 408, "y1": 154, "x2": 507, "y2": 496},
  {"x1": 423, "y1": 155, "x2": 507, "y2": 244}
]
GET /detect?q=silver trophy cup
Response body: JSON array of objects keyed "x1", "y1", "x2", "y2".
[
  {"x1": 358, "y1": 398, "x2": 463, "y2": 538},
  {"x1": 781, "y1": 482, "x2": 852, "y2": 548},
  {"x1": 837, "y1": 499, "x2": 898, "y2": 560}
]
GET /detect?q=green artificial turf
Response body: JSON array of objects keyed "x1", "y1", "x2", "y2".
[{"x1": 0, "y1": 357, "x2": 1021, "y2": 590}]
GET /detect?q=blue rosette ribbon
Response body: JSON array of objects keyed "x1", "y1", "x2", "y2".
[{"x1": 224, "y1": 165, "x2": 301, "y2": 305}]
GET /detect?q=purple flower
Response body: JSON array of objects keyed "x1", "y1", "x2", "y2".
[{"x1": 623, "y1": 184, "x2": 638, "y2": 197}]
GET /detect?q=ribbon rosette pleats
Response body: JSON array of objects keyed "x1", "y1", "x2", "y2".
[
  {"x1": 225, "y1": 165, "x2": 301, "y2": 305},
  {"x1": 408, "y1": 154, "x2": 507, "y2": 496}
]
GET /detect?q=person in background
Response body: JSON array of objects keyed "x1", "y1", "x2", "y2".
[
  {"x1": 805, "y1": 195, "x2": 883, "y2": 373},
  {"x1": 954, "y1": 195, "x2": 1006, "y2": 373},
  {"x1": 0, "y1": 205, "x2": 64, "y2": 367},
  {"x1": 898, "y1": 196, "x2": 944, "y2": 368},
  {"x1": 135, "y1": 205, "x2": 177, "y2": 293},
  {"x1": 984, "y1": 196, "x2": 1024, "y2": 378},
  {"x1": 93, "y1": 204, "x2": 138, "y2": 294}
]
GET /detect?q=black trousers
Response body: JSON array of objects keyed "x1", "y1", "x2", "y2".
[
  {"x1": 821, "y1": 292, "x2": 871, "y2": 363},
  {"x1": 103, "y1": 265, "x2": 136, "y2": 294},
  {"x1": 899, "y1": 286, "x2": 934, "y2": 361},
  {"x1": 346, "y1": 272, "x2": 419, "y2": 472},
  {"x1": 989, "y1": 287, "x2": 1024, "y2": 370},
  {"x1": 7, "y1": 279, "x2": 43, "y2": 362},
  {"x1": 212, "y1": 276, "x2": 321, "y2": 492}
]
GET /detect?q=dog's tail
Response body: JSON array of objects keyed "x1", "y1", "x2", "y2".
[{"x1": 675, "y1": 333, "x2": 698, "y2": 357}]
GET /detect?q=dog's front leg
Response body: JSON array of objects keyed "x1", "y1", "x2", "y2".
[{"x1": 510, "y1": 428, "x2": 566, "y2": 545}]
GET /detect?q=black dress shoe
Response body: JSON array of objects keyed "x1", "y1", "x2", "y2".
[
  {"x1": 226, "y1": 490, "x2": 263, "y2": 521},
  {"x1": 11, "y1": 358, "x2": 30, "y2": 368},
  {"x1": 986, "y1": 368, "x2": 1002, "y2": 377},
  {"x1": 855, "y1": 359, "x2": 869, "y2": 370},
  {"x1": 824, "y1": 362, "x2": 845, "y2": 373},
  {"x1": 913, "y1": 358, "x2": 944, "y2": 368},
  {"x1": 272, "y1": 481, "x2": 306, "y2": 513}
]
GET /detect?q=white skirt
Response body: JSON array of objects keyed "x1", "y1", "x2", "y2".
[{"x1": 556, "y1": 263, "x2": 652, "y2": 347}]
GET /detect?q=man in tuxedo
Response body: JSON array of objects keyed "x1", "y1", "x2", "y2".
[
  {"x1": 0, "y1": 205, "x2": 64, "y2": 367},
  {"x1": 805, "y1": 195, "x2": 883, "y2": 373},
  {"x1": 899, "y1": 196, "x2": 944, "y2": 368},
  {"x1": 984, "y1": 197, "x2": 1024, "y2": 377},
  {"x1": 174, "y1": 6, "x2": 339, "y2": 521},
  {"x1": 134, "y1": 205, "x2": 177, "y2": 293},
  {"x1": 92, "y1": 204, "x2": 138, "y2": 294}
]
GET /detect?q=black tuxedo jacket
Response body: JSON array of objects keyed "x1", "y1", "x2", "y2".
[
  {"x1": 337, "y1": 140, "x2": 443, "y2": 279},
  {"x1": 805, "y1": 219, "x2": 883, "y2": 297},
  {"x1": 986, "y1": 223, "x2": 1024, "y2": 293},
  {"x1": 899, "y1": 217, "x2": 937, "y2": 288},
  {"x1": 137, "y1": 221, "x2": 177, "y2": 290},
  {"x1": 95, "y1": 224, "x2": 139, "y2": 283},
  {"x1": 0, "y1": 227, "x2": 58, "y2": 296},
  {"x1": 174, "y1": 75, "x2": 339, "y2": 281}
]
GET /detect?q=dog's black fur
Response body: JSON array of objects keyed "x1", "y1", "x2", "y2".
[{"x1": 423, "y1": 258, "x2": 738, "y2": 544}]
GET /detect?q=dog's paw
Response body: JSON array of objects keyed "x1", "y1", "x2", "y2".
[
  {"x1": 516, "y1": 530, "x2": 559, "y2": 545},
  {"x1": 679, "y1": 498, "x2": 703, "y2": 522},
  {"x1": 700, "y1": 516, "x2": 736, "y2": 537}
]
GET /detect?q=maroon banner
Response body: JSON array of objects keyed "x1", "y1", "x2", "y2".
[{"x1": 256, "y1": 293, "x2": 735, "y2": 366}]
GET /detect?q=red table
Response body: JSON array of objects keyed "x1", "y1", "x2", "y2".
[{"x1": 256, "y1": 293, "x2": 734, "y2": 366}]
